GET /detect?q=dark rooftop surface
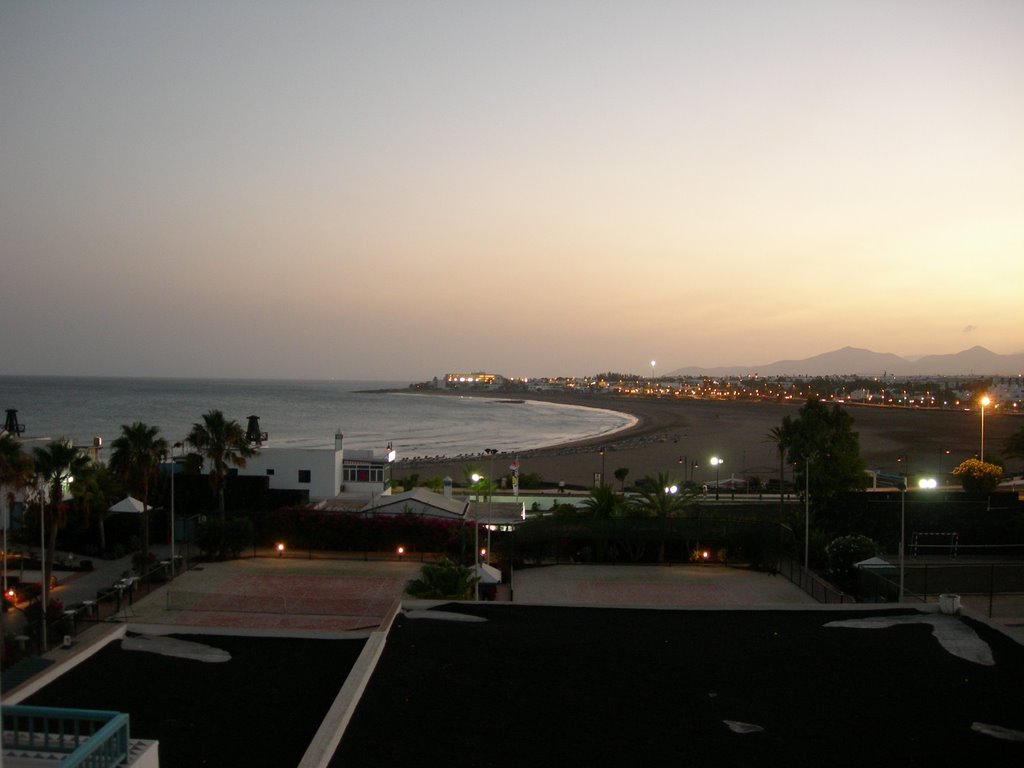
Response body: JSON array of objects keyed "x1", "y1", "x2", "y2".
[
  {"x1": 333, "y1": 603, "x2": 1024, "y2": 767},
  {"x1": 23, "y1": 633, "x2": 366, "y2": 767}
]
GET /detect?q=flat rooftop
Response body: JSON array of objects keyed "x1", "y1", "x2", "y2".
[{"x1": 11, "y1": 558, "x2": 1024, "y2": 767}]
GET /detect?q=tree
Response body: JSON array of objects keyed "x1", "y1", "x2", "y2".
[
  {"x1": 1, "y1": 432, "x2": 34, "y2": 537},
  {"x1": 614, "y1": 467, "x2": 630, "y2": 491},
  {"x1": 32, "y1": 440, "x2": 91, "y2": 594},
  {"x1": 110, "y1": 422, "x2": 168, "y2": 568},
  {"x1": 952, "y1": 459, "x2": 1002, "y2": 493},
  {"x1": 186, "y1": 410, "x2": 255, "y2": 520},
  {"x1": 68, "y1": 460, "x2": 116, "y2": 553},
  {"x1": 779, "y1": 398, "x2": 866, "y2": 524},
  {"x1": 627, "y1": 472, "x2": 695, "y2": 562},
  {"x1": 627, "y1": 472, "x2": 695, "y2": 518},
  {"x1": 581, "y1": 484, "x2": 622, "y2": 519}
]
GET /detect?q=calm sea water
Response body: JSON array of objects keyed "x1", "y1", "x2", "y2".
[{"x1": 0, "y1": 376, "x2": 635, "y2": 459}]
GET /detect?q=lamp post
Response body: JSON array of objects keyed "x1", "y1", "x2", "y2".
[
  {"x1": 710, "y1": 456, "x2": 723, "y2": 501},
  {"x1": 804, "y1": 456, "x2": 810, "y2": 572},
  {"x1": 168, "y1": 441, "x2": 182, "y2": 574},
  {"x1": 485, "y1": 449, "x2": 497, "y2": 564},
  {"x1": 471, "y1": 472, "x2": 483, "y2": 600},
  {"x1": 599, "y1": 447, "x2": 606, "y2": 488},
  {"x1": 898, "y1": 476, "x2": 907, "y2": 603},
  {"x1": 980, "y1": 395, "x2": 990, "y2": 462},
  {"x1": 39, "y1": 483, "x2": 47, "y2": 651},
  {"x1": 900, "y1": 477, "x2": 938, "y2": 602}
]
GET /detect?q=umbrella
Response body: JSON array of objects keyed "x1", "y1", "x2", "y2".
[
  {"x1": 108, "y1": 496, "x2": 146, "y2": 514},
  {"x1": 475, "y1": 562, "x2": 502, "y2": 584}
]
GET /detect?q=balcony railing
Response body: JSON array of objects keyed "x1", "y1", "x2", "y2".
[{"x1": 2, "y1": 705, "x2": 130, "y2": 768}]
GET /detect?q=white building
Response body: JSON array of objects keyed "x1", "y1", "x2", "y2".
[{"x1": 235, "y1": 432, "x2": 394, "y2": 503}]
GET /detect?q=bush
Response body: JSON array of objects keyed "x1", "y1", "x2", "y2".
[
  {"x1": 952, "y1": 459, "x2": 1003, "y2": 493},
  {"x1": 826, "y1": 534, "x2": 879, "y2": 586},
  {"x1": 406, "y1": 558, "x2": 478, "y2": 600}
]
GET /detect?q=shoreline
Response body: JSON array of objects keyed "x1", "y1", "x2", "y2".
[{"x1": 394, "y1": 389, "x2": 1022, "y2": 490}]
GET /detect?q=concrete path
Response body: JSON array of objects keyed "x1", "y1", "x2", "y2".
[{"x1": 510, "y1": 563, "x2": 818, "y2": 607}]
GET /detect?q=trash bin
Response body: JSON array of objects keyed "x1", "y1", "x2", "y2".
[{"x1": 939, "y1": 593, "x2": 960, "y2": 615}]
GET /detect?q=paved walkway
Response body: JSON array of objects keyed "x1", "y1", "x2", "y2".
[
  {"x1": 126, "y1": 556, "x2": 421, "y2": 633},
  {"x1": 511, "y1": 563, "x2": 818, "y2": 607}
]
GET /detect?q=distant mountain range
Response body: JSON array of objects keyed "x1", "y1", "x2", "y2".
[{"x1": 667, "y1": 346, "x2": 1024, "y2": 377}]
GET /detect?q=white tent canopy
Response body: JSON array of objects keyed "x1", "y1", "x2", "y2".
[
  {"x1": 108, "y1": 496, "x2": 146, "y2": 514},
  {"x1": 475, "y1": 563, "x2": 502, "y2": 584}
]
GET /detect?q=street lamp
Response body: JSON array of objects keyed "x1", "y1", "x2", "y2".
[
  {"x1": 599, "y1": 447, "x2": 606, "y2": 488},
  {"x1": 167, "y1": 441, "x2": 183, "y2": 574},
  {"x1": 710, "y1": 456, "x2": 723, "y2": 501},
  {"x1": 900, "y1": 477, "x2": 937, "y2": 602},
  {"x1": 484, "y1": 449, "x2": 497, "y2": 564},
  {"x1": 39, "y1": 482, "x2": 47, "y2": 650},
  {"x1": 471, "y1": 472, "x2": 484, "y2": 599},
  {"x1": 980, "y1": 395, "x2": 991, "y2": 462},
  {"x1": 899, "y1": 478, "x2": 906, "y2": 603},
  {"x1": 803, "y1": 455, "x2": 811, "y2": 572}
]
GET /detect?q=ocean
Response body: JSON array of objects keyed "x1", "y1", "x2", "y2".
[{"x1": 0, "y1": 376, "x2": 635, "y2": 459}]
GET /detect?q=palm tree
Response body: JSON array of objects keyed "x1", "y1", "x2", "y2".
[
  {"x1": 69, "y1": 462, "x2": 115, "y2": 554},
  {"x1": 627, "y1": 472, "x2": 693, "y2": 518},
  {"x1": 187, "y1": 410, "x2": 254, "y2": 520},
  {"x1": 32, "y1": 440, "x2": 91, "y2": 595},
  {"x1": 110, "y1": 422, "x2": 168, "y2": 567},
  {"x1": 581, "y1": 484, "x2": 622, "y2": 519},
  {"x1": 1, "y1": 432, "x2": 34, "y2": 521},
  {"x1": 614, "y1": 467, "x2": 630, "y2": 492},
  {"x1": 1, "y1": 433, "x2": 34, "y2": 590},
  {"x1": 628, "y1": 472, "x2": 695, "y2": 562}
]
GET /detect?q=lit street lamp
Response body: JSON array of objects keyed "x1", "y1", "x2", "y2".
[
  {"x1": 980, "y1": 395, "x2": 991, "y2": 462},
  {"x1": 899, "y1": 477, "x2": 906, "y2": 603},
  {"x1": 470, "y1": 471, "x2": 487, "y2": 599},
  {"x1": 484, "y1": 448, "x2": 498, "y2": 564},
  {"x1": 901, "y1": 478, "x2": 937, "y2": 602},
  {"x1": 710, "y1": 456, "x2": 723, "y2": 501}
]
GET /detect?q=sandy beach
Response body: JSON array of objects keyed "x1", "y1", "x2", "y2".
[{"x1": 397, "y1": 392, "x2": 1022, "y2": 490}]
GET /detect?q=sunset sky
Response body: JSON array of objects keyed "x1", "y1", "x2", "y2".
[{"x1": 2, "y1": 1, "x2": 1022, "y2": 381}]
